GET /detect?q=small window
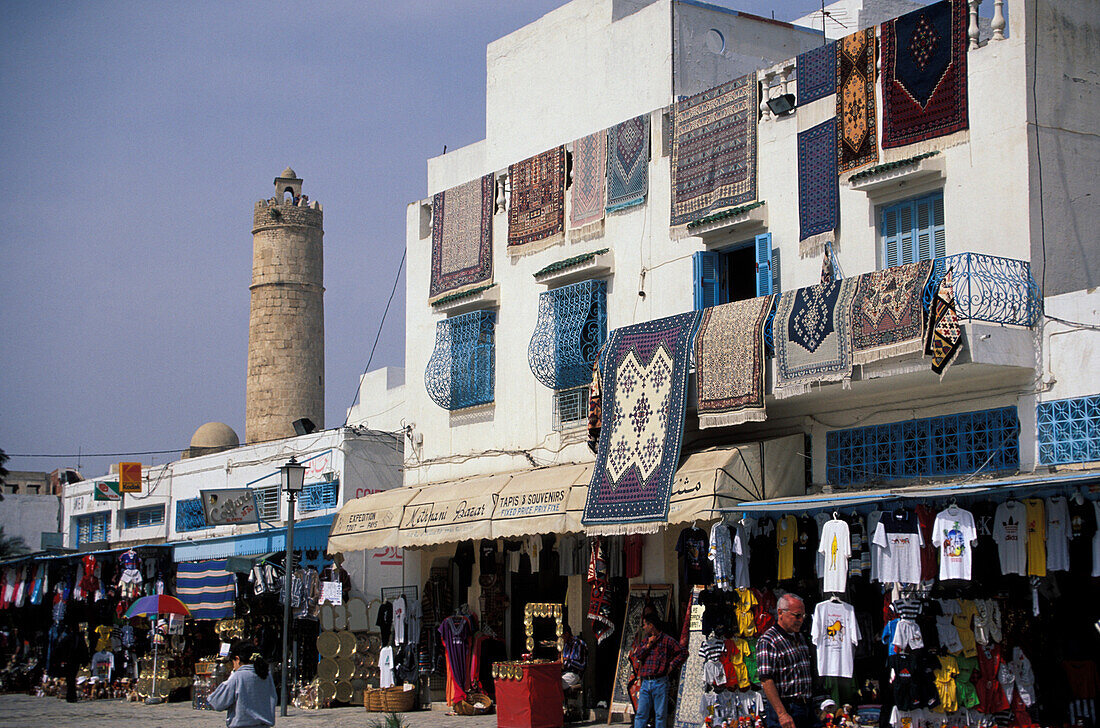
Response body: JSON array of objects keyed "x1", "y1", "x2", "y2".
[
  {"x1": 554, "y1": 386, "x2": 590, "y2": 431},
  {"x1": 693, "y1": 233, "x2": 778, "y2": 309},
  {"x1": 76, "y1": 512, "x2": 110, "y2": 545},
  {"x1": 881, "y1": 191, "x2": 945, "y2": 267},
  {"x1": 123, "y1": 505, "x2": 165, "y2": 529},
  {"x1": 255, "y1": 486, "x2": 280, "y2": 522},
  {"x1": 300, "y1": 481, "x2": 339, "y2": 513}
]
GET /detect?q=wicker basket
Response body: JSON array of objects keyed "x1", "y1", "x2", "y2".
[
  {"x1": 454, "y1": 692, "x2": 493, "y2": 716},
  {"x1": 380, "y1": 685, "x2": 418, "y2": 713},
  {"x1": 363, "y1": 688, "x2": 384, "y2": 712}
]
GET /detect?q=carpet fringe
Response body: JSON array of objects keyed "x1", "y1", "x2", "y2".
[
  {"x1": 606, "y1": 197, "x2": 645, "y2": 214},
  {"x1": 584, "y1": 522, "x2": 664, "y2": 537},
  {"x1": 568, "y1": 219, "x2": 605, "y2": 243},
  {"x1": 506, "y1": 233, "x2": 564, "y2": 258},
  {"x1": 881, "y1": 129, "x2": 969, "y2": 163},
  {"x1": 698, "y1": 409, "x2": 767, "y2": 429},
  {"x1": 799, "y1": 231, "x2": 833, "y2": 258},
  {"x1": 853, "y1": 338, "x2": 925, "y2": 365}
]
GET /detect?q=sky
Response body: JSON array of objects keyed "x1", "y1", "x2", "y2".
[{"x1": 1, "y1": 0, "x2": 848, "y2": 479}]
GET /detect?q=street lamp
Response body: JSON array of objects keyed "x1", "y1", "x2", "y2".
[{"x1": 279, "y1": 455, "x2": 305, "y2": 717}]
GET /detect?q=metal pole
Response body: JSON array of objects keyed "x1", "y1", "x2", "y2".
[{"x1": 280, "y1": 492, "x2": 297, "y2": 717}]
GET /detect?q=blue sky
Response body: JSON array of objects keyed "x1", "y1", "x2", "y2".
[{"x1": 0, "y1": 0, "x2": 849, "y2": 477}]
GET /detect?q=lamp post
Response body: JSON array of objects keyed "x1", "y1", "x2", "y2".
[{"x1": 279, "y1": 456, "x2": 305, "y2": 717}]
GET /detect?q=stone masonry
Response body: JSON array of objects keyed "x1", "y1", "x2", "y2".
[{"x1": 245, "y1": 171, "x2": 325, "y2": 443}]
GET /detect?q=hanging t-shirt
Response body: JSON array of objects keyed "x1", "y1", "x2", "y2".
[
  {"x1": 811, "y1": 599, "x2": 860, "y2": 678},
  {"x1": 379, "y1": 645, "x2": 395, "y2": 688},
  {"x1": 479, "y1": 539, "x2": 497, "y2": 573},
  {"x1": 776, "y1": 516, "x2": 796, "y2": 581},
  {"x1": 813, "y1": 512, "x2": 831, "y2": 577},
  {"x1": 847, "y1": 513, "x2": 866, "y2": 580},
  {"x1": 932, "y1": 506, "x2": 978, "y2": 581},
  {"x1": 406, "y1": 598, "x2": 422, "y2": 645},
  {"x1": 993, "y1": 500, "x2": 1028, "y2": 576},
  {"x1": 873, "y1": 509, "x2": 924, "y2": 585},
  {"x1": 1023, "y1": 498, "x2": 1047, "y2": 576},
  {"x1": 709, "y1": 523, "x2": 734, "y2": 590},
  {"x1": 376, "y1": 600, "x2": 394, "y2": 644},
  {"x1": 1067, "y1": 498, "x2": 1097, "y2": 575},
  {"x1": 818, "y1": 519, "x2": 851, "y2": 593},
  {"x1": 867, "y1": 511, "x2": 884, "y2": 582},
  {"x1": 676, "y1": 527, "x2": 712, "y2": 585},
  {"x1": 748, "y1": 518, "x2": 776, "y2": 585},
  {"x1": 392, "y1": 595, "x2": 407, "y2": 644},
  {"x1": 732, "y1": 523, "x2": 751, "y2": 590},
  {"x1": 971, "y1": 501, "x2": 1001, "y2": 582},
  {"x1": 914, "y1": 505, "x2": 938, "y2": 582},
  {"x1": 624, "y1": 535, "x2": 644, "y2": 579},
  {"x1": 793, "y1": 515, "x2": 818, "y2": 580},
  {"x1": 1045, "y1": 496, "x2": 1071, "y2": 572}
]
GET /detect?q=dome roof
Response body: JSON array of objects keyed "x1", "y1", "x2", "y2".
[
  {"x1": 189, "y1": 422, "x2": 240, "y2": 450},
  {"x1": 280, "y1": 166, "x2": 297, "y2": 179}
]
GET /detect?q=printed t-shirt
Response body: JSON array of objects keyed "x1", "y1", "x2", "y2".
[
  {"x1": 379, "y1": 645, "x2": 395, "y2": 687},
  {"x1": 776, "y1": 516, "x2": 796, "y2": 581},
  {"x1": 393, "y1": 595, "x2": 407, "y2": 644},
  {"x1": 793, "y1": 515, "x2": 818, "y2": 579},
  {"x1": 677, "y1": 527, "x2": 712, "y2": 585},
  {"x1": 847, "y1": 514, "x2": 866, "y2": 579},
  {"x1": 1045, "y1": 496, "x2": 1071, "y2": 572},
  {"x1": 818, "y1": 519, "x2": 851, "y2": 593},
  {"x1": 971, "y1": 501, "x2": 1001, "y2": 582},
  {"x1": 1068, "y1": 498, "x2": 1097, "y2": 575},
  {"x1": 811, "y1": 599, "x2": 860, "y2": 678},
  {"x1": 993, "y1": 501, "x2": 1027, "y2": 576},
  {"x1": 932, "y1": 506, "x2": 977, "y2": 581},
  {"x1": 732, "y1": 523, "x2": 751, "y2": 589},
  {"x1": 873, "y1": 509, "x2": 924, "y2": 584},
  {"x1": 1023, "y1": 498, "x2": 1047, "y2": 576}
]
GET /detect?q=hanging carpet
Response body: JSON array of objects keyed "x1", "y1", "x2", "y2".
[
  {"x1": 175, "y1": 560, "x2": 236, "y2": 620},
  {"x1": 773, "y1": 277, "x2": 859, "y2": 398},
  {"x1": 606, "y1": 114, "x2": 650, "y2": 213},
  {"x1": 880, "y1": 0, "x2": 969, "y2": 157},
  {"x1": 569, "y1": 130, "x2": 606, "y2": 240},
  {"x1": 670, "y1": 75, "x2": 758, "y2": 231},
  {"x1": 925, "y1": 267, "x2": 964, "y2": 378},
  {"x1": 582, "y1": 311, "x2": 700, "y2": 534},
  {"x1": 837, "y1": 27, "x2": 878, "y2": 174},
  {"x1": 798, "y1": 117, "x2": 839, "y2": 255},
  {"x1": 508, "y1": 146, "x2": 566, "y2": 255},
  {"x1": 797, "y1": 41, "x2": 837, "y2": 107},
  {"x1": 851, "y1": 260, "x2": 934, "y2": 364},
  {"x1": 695, "y1": 295, "x2": 774, "y2": 429},
  {"x1": 429, "y1": 174, "x2": 494, "y2": 303}
]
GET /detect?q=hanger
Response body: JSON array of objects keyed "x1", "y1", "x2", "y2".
[
  {"x1": 832, "y1": 511, "x2": 839, "y2": 521},
  {"x1": 1074, "y1": 489, "x2": 1085, "y2": 505},
  {"x1": 829, "y1": 594, "x2": 841, "y2": 603}
]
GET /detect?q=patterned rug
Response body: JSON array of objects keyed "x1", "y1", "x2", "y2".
[
  {"x1": 569, "y1": 131, "x2": 606, "y2": 239},
  {"x1": 797, "y1": 41, "x2": 836, "y2": 106},
  {"x1": 851, "y1": 260, "x2": 934, "y2": 364},
  {"x1": 926, "y1": 268, "x2": 964, "y2": 378},
  {"x1": 670, "y1": 75, "x2": 758, "y2": 229},
  {"x1": 672, "y1": 587, "x2": 706, "y2": 728},
  {"x1": 695, "y1": 295, "x2": 774, "y2": 428},
  {"x1": 583, "y1": 311, "x2": 700, "y2": 533},
  {"x1": 508, "y1": 146, "x2": 565, "y2": 254},
  {"x1": 429, "y1": 174, "x2": 494, "y2": 303},
  {"x1": 837, "y1": 27, "x2": 878, "y2": 174},
  {"x1": 881, "y1": 0, "x2": 969, "y2": 154},
  {"x1": 586, "y1": 538, "x2": 615, "y2": 644},
  {"x1": 798, "y1": 117, "x2": 839, "y2": 254},
  {"x1": 773, "y1": 277, "x2": 859, "y2": 398},
  {"x1": 606, "y1": 114, "x2": 650, "y2": 212}
]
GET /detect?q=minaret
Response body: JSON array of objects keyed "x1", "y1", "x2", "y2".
[{"x1": 245, "y1": 168, "x2": 325, "y2": 443}]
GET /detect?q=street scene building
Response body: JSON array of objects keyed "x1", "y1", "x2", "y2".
[{"x1": 3, "y1": 0, "x2": 1099, "y2": 725}]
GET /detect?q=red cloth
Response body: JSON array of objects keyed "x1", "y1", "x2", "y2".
[
  {"x1": 495, "y1": 662, "x2": 563, "y2": 728},
  {"x1": 975, "y1": 644, "x2": 1010, "y2": 713},
  {"x1": 914, "y1": 505, "x2": 937, "y2": 581},
  {"x1": 624, "y1": 536, "x2": 643, "y2": 578}
]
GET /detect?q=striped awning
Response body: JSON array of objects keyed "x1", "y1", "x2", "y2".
[{"x1": 175, "y1": 559, "x2": 236, "y2": 620}]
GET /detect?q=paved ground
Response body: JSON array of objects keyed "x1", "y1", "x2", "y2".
[{"x1": 0, "y1": 693, "x2": 613, "y2": 727}]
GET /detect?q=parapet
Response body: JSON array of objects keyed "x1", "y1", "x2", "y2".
[{"x1": 253, "y1": 198, "x2": 324, "y2": 230}]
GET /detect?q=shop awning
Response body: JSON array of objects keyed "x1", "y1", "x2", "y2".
[
  {"x1": 398, "y1": 473, "x2": 513, "y2": 547},
  {"x1": 491, "y1": 464, "x2": 592, "y2": 539},
  {"x1": 172, "y1": 514, "x2": 334, "y2": 562},
  {"x1": 327, "y1": 486, "x2": 421, "y2": 553}
]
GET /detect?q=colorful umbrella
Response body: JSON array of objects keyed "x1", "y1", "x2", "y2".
[{"x1": 124, "y1": 594, "x2": 191, "y2": 618}]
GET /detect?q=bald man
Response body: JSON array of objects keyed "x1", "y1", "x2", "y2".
[{"x1": 756, "y1": 593, "x2": 814, "y2": 728}]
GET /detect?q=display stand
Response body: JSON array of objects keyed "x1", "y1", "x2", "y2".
[{"x1": 494, "y1": 661, "x2": 563, "y2": 728}]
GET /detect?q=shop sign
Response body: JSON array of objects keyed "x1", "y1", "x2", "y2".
[
  {"x1": 119, "y1": 462, "x2": 142, "y2": 493},
  {"x1": 331, "y1": 502, "x2": 401, "y2": 535},
  {"x1": 93, "y1": 481, "x2": 120, "y2": 501},
  {"x1": 493, "y1": 487, "x2": 568, "y2": 520},
  {"x1": 400, "y1": 493, "x2": 496, "y2": 531},
  {"x1": 200, "y1": 488, "x2": 259, "y2": 525}
]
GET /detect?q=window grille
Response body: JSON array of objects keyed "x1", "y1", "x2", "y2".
[
  {"x1": 881, "y1": 191, "x2": 945, "y2": 268},
  {"x1": 425, "y1": 310, "x2": 496, "y2": 410},
  {"x1": 300, "y1": 481, "x2": 339, "y2": 513},
  {"x1": 826, "y1": 406, "x2": 1019, "y2": 486},
  {"x1": 123, "y1": 506, "x2": 164, "y2": 529},
  {"x1": 554, "y1": 387, "x2": 590, "y2": 431},
  {"x1": 528, "y1": 280, "x2": 606, "y2": 390},
  {"x1": 77, "y1": 512, "x2": 110, "y2": 545},
  {"x1": 175, "y1": 497, "x2": 209, "y2": 532},
  {"x1": 1038, "y1": 394, "x2": 1100, "y2": 466},
  {"x1": 254, "y1": 486, "x2": 281, "y2": 521}
]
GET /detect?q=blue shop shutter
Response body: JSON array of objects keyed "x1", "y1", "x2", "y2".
[
  {"x1": 755, "y1": 233, "x2": 774, "y2": 296},
  {"x1": 693, "y1": 251, "x2": 721, "y2": 310}
]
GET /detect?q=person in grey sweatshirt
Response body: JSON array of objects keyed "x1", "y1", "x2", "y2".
[{"x1": 208, "y1": 640, "x2": 277, "y2": 727}]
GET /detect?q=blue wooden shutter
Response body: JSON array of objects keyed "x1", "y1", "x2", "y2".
[
  {"x1": 755, "y1": 233, "x2": 774, "y2": 296},
  {"x1": 693, "y1": 251, "x2": 721, "y2": 310},
  {"x1": 882, "y1": 200, "x2": 915, "y2": 267}
]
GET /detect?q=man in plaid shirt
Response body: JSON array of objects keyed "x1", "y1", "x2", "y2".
[
  {"x1": 756, "y1": 593, "x2": 814, "y2": 728},
  {"x1": 628, "y1": 611, "x2": 686, "y2": 728},
  {"x1": 560, "y1": 624, "x2": 587, "y2": 690}
]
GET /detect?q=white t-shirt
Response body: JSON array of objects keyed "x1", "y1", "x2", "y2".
[
  {"x1": 890, "y1": 706, "x2": 930, "y2": 728},
  {"x1": 873, "y1": 510, "x2": 924, "y2": 585},
  {"x1": 867, "y1": 511, "x2": 884, "y2": 582},
  {"x1": 732, "y1": 523, "x2": 751, "y2": 590},
  {"x1": 811, "y1": 599, "x2": 860, "y2": 678},
  {"x1": 993, "y1": 501, "x2": 1028, "y2": 576},
  {"x1": 392, "y1": 595, "x2": 407, "y2": 644},
  {"x1": 379, "y1": 645, "x2": 395, "y2": 688},
  {"x1": 932, "y1": 506, "x2": 978, "y2": 581},
  {"x1": 817, "y1": 519, "x2": 851, "y2": 593},
  {"x1": 1046, "y1": 496, "x2": 1071, "y2": 572}
]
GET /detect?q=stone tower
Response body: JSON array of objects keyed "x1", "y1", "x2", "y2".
[{"x1": 245, "y1": 168, "x2": 325, "y2": 443}]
